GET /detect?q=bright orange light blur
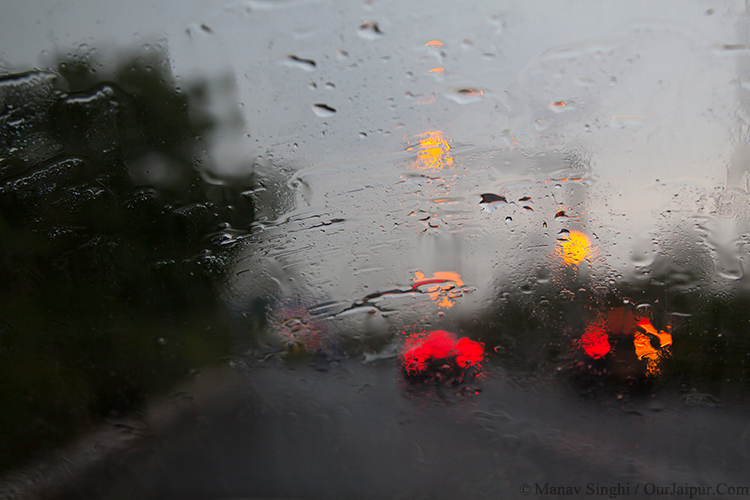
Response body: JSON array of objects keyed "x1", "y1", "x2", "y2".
[
  {"x1": 425, "y1": 40, "x2": 443, "y2": 47},
  {"x1": 633, "y1": 331, "x2": 658, "y2": 360},
  {"x1": 577, "y1": 310, "x2": 674, "y2": 377},
  {"x1": 633, "y1": 331, "x2": 662, "y2": 376},
  {"x1": 632, "y1": 318, "x2": 672, "y2": 376},
  {"x1": 413, "y1": 270, "x2": 464, "y2": 308},
  {"x1": 556, "y1": 230, "x2": 592, "y2": 266},
  {"x1": 637, "y1": 318, "x2": 672, "y2": 347},
  {"x1": 408, "y1": 130, "x2": 454, "y2": 170}
]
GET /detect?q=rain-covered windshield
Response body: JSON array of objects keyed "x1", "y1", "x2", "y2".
[{"x1": 2, "y1": 1, "x2": 750, "y2": 498}]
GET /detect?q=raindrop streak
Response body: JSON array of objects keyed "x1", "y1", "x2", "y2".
[
  {"x1": 479, "y1": 193, "x2": 507, "y2": 204},
  {"x1": 285, "y1": 55, "x2": 317, "y2": 71},
  {"x1": 312, "y1": 104, "x2": 336, "y2": 117},
  {"x1": 445, "y1": 88, "x2": 485, "y2": 104}
]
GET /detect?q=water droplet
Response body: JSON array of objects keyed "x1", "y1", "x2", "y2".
[
  {"x1": 325, "y1": 82, "x2": 335, "y2": 89},
  {"x1": 313, "y1": 103, "x2": 336, "y2": 117},
  {"x1": 575, "y1": 76, "x2": 595, "y2": 87},
  {"x1": 358, "y1": 20, "x2": 383, "y2": 39},
  {"x1": 428, "y1": 67, "x2": 445, "y2": 78},
  {"x1": 479, "y1": 193, "x2": 507, "y2": 204},
  {"x1": 534, "y1": 118, "x2": 551, "y2": 131},
  {"x1": 200, "y1": 23, "x2": 213, "y2": 33},
  {"x1": 636, "y1": 303, "x2": 653, "y2": 316},
  {"x1": 549, "y1": 100, "x2": 576, "y2": 112},
  {"x1": 445, "y1": 88, "x2": 485, "y2": 104},
  {"x1": 285, "y1": 55, "x2": 317, "y2": 71},
  {"x1": 536, "y1": 266, "x2": 551, "y2": 283}
]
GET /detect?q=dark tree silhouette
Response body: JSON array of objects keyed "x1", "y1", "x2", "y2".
[{"x1": 0, "y1": 44, "x2": 254, "y2": 472}]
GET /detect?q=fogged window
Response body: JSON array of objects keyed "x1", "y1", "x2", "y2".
[{"x1": 2, "y1": 2, "x2": 750, "y2": 498}]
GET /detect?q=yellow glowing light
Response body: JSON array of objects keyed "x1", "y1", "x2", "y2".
[
  {"x1": 425, "y1": 40, "x2": 443, "y2": 47},
  {"x1": 556, "y1": 230, "x2": 592, "y2": 266},
  {"x1": 409, "y1": 130, "x2": 454, "y2": 170}
]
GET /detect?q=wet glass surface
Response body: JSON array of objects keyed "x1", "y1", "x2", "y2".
[{"x1": 2, "y1": 1, "x2": 750, "y2": 498}]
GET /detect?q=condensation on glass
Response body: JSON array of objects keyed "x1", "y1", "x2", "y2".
[{"x1": 1, "y1": 1, "x2": 750, "y2": 498}]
